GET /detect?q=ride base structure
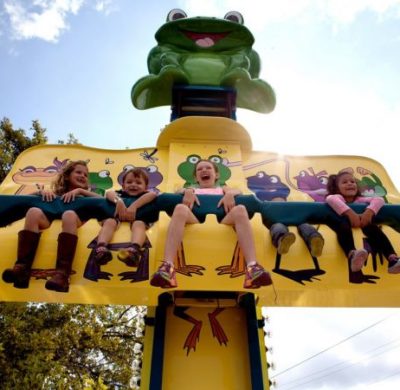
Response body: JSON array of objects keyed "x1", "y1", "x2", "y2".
[{"x1": 2, "y1": 9, "x2": 400, "y2": 390}]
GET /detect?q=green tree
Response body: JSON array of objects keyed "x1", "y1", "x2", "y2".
[
  {"x1": 58, "y1": 133, "x2": 79, "y2": 145},
  {"x1": 0, "y1": 302, "x2": 145, "y2": 389}
]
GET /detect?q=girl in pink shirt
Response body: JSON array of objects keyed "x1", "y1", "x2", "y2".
[
  {"x1": 326, "y1": 171, "x2": 400, "y2": 273},
  {"x1": 150, "y1": 160, "x2": 272, "y2": 289}
]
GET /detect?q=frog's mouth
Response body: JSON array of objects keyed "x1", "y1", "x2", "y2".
[{"x1": 182, "y1": 30, "x2": 229, "y2": 48}]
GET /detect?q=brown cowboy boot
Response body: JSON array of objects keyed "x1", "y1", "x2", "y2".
[
  {"x1": 2, "y1": 230, "x2": 40, "y2": 289},
  {"x1": 45, "y1": 232, "x2": 78, "y2": 293}
]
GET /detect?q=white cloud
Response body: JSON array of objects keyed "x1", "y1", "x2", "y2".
[
  {"x1": 4, "y1": 0, "x2": 84, "y2": 42},
  {"x1": 94, "y1": 0, "x2": 116, "y2": 15},
  {"x1": 2, "y1": 0, "x2": 114, "y2": 43}
]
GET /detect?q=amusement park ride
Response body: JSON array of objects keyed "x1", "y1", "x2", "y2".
[{"x1": 1, "y1": 9, "x2": 400, "y2": 390}]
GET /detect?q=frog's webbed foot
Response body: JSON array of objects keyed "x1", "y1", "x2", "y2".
[
  {"x1": 222, "y1": 70, "x2": 276, "y2": 113},
  {"x1": 215, "y1": 265, "x2": 245, "y2": 277},
  {"x1": 176, "y1": 264, "x2": 206, "y2": 276},
  {"x1": 208, "y1": 308, "x2": 228, "y2": 346},
  {"x1": 132, "y1": 67, "x2": 189, "y2": 110},
  {"x1": 221, "y1": 68, "x2": 251, "y2": 85}
]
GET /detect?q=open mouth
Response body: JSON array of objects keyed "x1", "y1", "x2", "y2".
[
  {"x1": 182, "y1": 30, "x2": 228, "y2": 48},
  {"x1": 201, "y1": 174, "x2": 211, "y2": 181}
]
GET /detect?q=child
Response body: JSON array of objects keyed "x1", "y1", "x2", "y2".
[
  {"x1": 150, "y1": 159, "x2": 272, "y2": 289},
  {"x1": 326, "y1": 171, "x2": 400, "y2": 273},
  {"x1": 94, "y1": 168, "x2": 157, "y2": 266},
  {"x1": 2, "y1": 160, "x2": 101, "y2": 292}
]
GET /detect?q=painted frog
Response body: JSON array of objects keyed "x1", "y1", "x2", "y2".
[{"x1": 132, "y1": 9, "x2": 275, "y2": 113}]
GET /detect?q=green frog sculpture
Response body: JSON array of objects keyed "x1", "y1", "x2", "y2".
[{"x1": 131, "y1": 9, "x2": 276, "y2": 113}]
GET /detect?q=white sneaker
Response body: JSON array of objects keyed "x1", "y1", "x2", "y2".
[
  {"x1": 388, "y1": 259, "x2": 400, "y2": 274},
  {"x1": 350, "y1": 249, "x2": 368, "y2": 272}
]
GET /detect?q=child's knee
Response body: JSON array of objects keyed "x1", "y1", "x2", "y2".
[
  {"x1": 61, "y1": 210, "x2": 79, "y2": 224},
  {"x1": 132, "y1": 220, "x2": 146, "y2": 230},
  {"x1": 25, "y1": 207, "x2": 45, "y2": 220},
  {"x1": 173, "y1": 203, "x2": 191, "y2": 218},
  {"x1": 231, "y1": 204, "x2": 249, "y2": 219}
]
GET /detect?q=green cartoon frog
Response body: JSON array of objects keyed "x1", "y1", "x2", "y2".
[
  {"x1": 132, "y1": 9, "x2": 275, "y2": 113},
  {"x1": 178, "y1": 154, "x2": 231, "y2": 187},
  {"x1": 89, "y1": 170, "x2": 113, "y2": 196}
]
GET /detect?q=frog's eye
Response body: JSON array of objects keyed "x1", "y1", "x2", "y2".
[
  {"x1": 209, "y1": 156, "x2": 222, "y2": 164},
  {"x1": 270, "y1": 176, "x2": 279, "y2": 184},
  {"x1": 146, "y1": 165, "x2": 158, "y2": 173},
  {"x1": 167, "y1": 9, "x2": 187, "y2": 22},
  {"x1": 256, "y1": 172, "x2": 265, "y2": 178},
  {"x1": 224, "y1": 11, "x2": 244, "y2": 24},
  {"x1": 123, "y1": 164, "x2": 135, "y2": 171},
  {"x1": 319, "y1": 176, "x2": 328, "y2": 185},
  {"x1": 188, "y1": 155, "x2": 200, "y2": 164},
  {"x1": 98, "y1": 170, "x2": 110, "y2": 178}
]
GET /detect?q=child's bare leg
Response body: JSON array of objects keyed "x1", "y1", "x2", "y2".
[
  {"x1": 61, "y1": 210, "x2": 82, "y2": 234},
  {"x1": 131, "y1": 221, "x2": 146, "y2": 246},
  {"x1": 97, "y1": 218, "x2": 118, "y2": 245},
  {"x1": 163, "y1": 204, "x2": 199, "y2": 264},
  {"x1": 221, "y1": 205, "x2": 257, "y2": 265},
  {"x1": 24, "y1": 207, "x2": 51, "y2": 232},
  {"x1": 94, "y1": 218, "x2": 117, "y2": 264},
  {"x1": 222, "y1": 205, "x2": 272, "y2": 288}
]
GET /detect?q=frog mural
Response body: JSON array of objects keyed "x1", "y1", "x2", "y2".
[
  {"x1": 246, "y1": 171, "x2": 290, "y2": 201},
  {"x1": 88, "y1": 170, "x2": 113, "y2": 196},
  {"x1": 356, "y1": 167, "x2": 388, "y2": 202},
  {"x1": 12, "y1": 157, "x2": 69, "y2": 194},
  {"x1": 178, "y1": 154, "x2": 231, "y2": 187},
  {"x1": 132, "y1": 9, "x2": 276, "y2": 113}
]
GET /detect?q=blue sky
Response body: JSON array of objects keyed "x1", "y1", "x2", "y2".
[{"x1": 1, "y1": 1, "x2": 400, "y2": 389}]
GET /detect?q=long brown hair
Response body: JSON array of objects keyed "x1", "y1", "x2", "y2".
[{"x1": 52, "y1": 160, "x2": 89, "y2": 195}]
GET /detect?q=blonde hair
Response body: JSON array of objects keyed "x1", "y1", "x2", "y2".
[{"x1": 52, "y1": 160, "x2": 89, "y2": 195}]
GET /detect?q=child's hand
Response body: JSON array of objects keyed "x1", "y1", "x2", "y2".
[
  {"x1": 61, "y1": 188, "x2": 81, "y2": 203},
  {"x1": 125, "y1": 205, "x2": 137, "y2": 221},
  {"x1": 182, "y1": 189, "x2": 199, "y2": 209},
  {"x1": 114, "y1": 200, "x2": 127, "y2": 219},
  {"x1": 40, "y1": 189, "x2": 56, "y2": 202},
  {"x1": 344, "y1": 209, "x2": 361, "y2": 228},
  {"x1": 360, "y1": 209, "x2": 374, "y2": 227},
  {"x1": 218, "y1": 192, "x2": 236, "y2": 213}
]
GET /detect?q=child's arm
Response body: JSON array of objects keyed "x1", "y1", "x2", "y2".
[
  {"x1": 61, "y1": 188, "x2": 102, "y2": 203},
  {"x1": 326, "y1": 194, "x2": 361, "y2": 227},
  {"x1": 105, "y1": 190, "x2": 127, "y2": 219},
  {"x1": 358, "y1": 196, "x2": 385, "y2": 227},
  {"x1": 126, "y1": 191, "x2": 157, "y2": 220}
]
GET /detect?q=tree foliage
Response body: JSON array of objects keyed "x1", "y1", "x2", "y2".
[{"x1": 0, "y1": 302, "x2": 145, "y2": 389}]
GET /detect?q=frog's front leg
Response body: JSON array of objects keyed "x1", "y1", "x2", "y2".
[{"x1": 221, "y1": 53, "x2": 251, "y2": 84}]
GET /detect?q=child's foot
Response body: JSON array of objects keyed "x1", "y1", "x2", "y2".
[
  {"x1": 243, "y1": 263, "x2": 273, "y2": 289},
  {"x1": 388, "y1": 256, "x2": 400, "y2": 274},
  {"x1": 309, "y1": 234, "x2": 324, "y2": 257},
  {"x1": 349, "y1": 249, "x2": 368, "y2": 272},
  {"x1": 94, "y1": 244, "x2": 112, "y2": 265},
  {"x1": 277, "y1": 232, "x2": 296, "y2": 255},
  {"x1": 118, "y1": 245, "x2": 142, "y2": 267},
  {"x1": 150, "y1": 261, "x2": 177, "y2": 288}
]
